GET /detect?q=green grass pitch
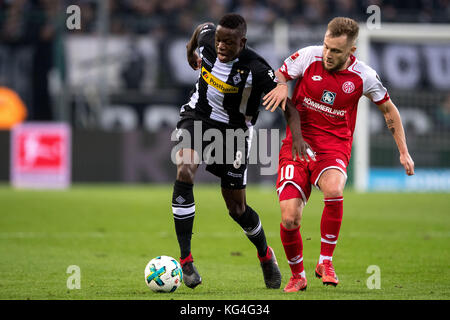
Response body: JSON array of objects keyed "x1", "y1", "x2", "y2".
[{"x1": 0, "y1": 184, "x2": 448, "y2": 300}]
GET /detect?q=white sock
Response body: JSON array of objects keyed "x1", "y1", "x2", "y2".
[
  {"x1": 294, "y1": 270, "x2": 306, "y2": 278},
  {"x1": 319, "y1": 255, "x2": 333, "y2": 264}
]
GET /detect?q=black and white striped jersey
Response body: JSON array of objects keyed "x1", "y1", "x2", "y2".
[{"x1": 180, "y1": 24, "x2": 278, "y2": 129}]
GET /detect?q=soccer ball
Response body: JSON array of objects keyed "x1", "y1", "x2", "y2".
[{"x1": 145, "y1": 255, "x2": 183, "y2": 293}]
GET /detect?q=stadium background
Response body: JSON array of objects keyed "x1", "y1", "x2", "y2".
[
  {"x1": 0, "y1": 0, "x2": 449, "y2": 302},
  {"x1": 0, "y1": 0, "x2": 449, "y2": 189}
]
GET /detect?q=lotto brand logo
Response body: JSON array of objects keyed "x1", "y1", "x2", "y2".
[
  {"x1": 336, "y1": 159, "x2": 346, "y2": 168},
  {"x1": 320, "y1": 90, "x2": 336, "y2": 105},
  {"x1": 342, "y1": 81, "x2": 355, "y2": 94}
]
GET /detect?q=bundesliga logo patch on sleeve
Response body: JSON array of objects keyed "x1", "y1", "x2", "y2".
[{"x1": 289, "y1": 52, "x2": 299, "y2": 62}]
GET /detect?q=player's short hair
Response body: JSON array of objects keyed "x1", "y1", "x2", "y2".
[
  {"x1": 327, "y1": 17, "x2": 359, "y2": 45},
  {"x1": 218, "y1": 13, "x2": 247, "y2": 37}
]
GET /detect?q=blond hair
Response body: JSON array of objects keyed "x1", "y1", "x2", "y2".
[{"x1": 327, "y1": 17, "x2": 359, "y2": 44}]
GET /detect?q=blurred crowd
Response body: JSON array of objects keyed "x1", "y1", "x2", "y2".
[
  {"x1": 1, "y1": 0, "x2": 448, "y2": 40},
  {"x1": 0, "y1": 0, "x2": 62, "y2": 45},
  {"x1": 0, "y1": 0, "x2": 63, "y2": 121},
  {"x1": 0, "y1": 0, "x2": 449, "y2": 123},
  {"x1": 73, "y1": 0, "x2": 450, "y2": 36}
]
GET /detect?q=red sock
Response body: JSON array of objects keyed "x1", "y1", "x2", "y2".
[
  {"x1": 320, "y1": 197, "x2": 344, "y2": 258},
  {"x1": 180, "y1": 252, "x2": 193, "y2": 267},
  {"x1": 280, "y1": 223, "x2": 304, "y2": 276}
]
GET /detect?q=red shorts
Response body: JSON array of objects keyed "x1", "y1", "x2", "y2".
[{"x1": 276, "y1": 149, "x2": 348, "y2": 204}]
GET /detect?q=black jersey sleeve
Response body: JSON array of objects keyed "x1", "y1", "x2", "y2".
[
  {"x1": 243, "y1": 59, "x2": 278, "y2": 124},
  {"x1": 252, "y1": 61, "x2": 278, "y2": 94},
  {"x1": 197, "y1": 23, "x2": 216, "y2": 49}
]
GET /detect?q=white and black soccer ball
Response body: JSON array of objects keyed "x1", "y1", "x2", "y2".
[{"x1": 145, "y1": 256, "x2": 183, "y2": 293}]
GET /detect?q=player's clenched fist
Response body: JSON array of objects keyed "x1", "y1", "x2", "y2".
[
  {"x1": 400, "y1": 152, "x2": 415, "y2": 176},
  {"x1": 187, "y1": 51, "x2": 202, "y2": 70}
]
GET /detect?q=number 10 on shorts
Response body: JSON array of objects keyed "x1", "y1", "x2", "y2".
[{"x1": 280, "y1": 164, "x2": 294, "y2": 181}]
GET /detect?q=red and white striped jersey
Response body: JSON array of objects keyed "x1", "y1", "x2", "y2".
[{"x1": 278, "y1": 45, "x2": 390, "y2": 162}]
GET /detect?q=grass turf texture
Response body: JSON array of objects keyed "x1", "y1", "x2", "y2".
[{"x1": 0, "y1": 184, "x2": 448, "y2": 300}]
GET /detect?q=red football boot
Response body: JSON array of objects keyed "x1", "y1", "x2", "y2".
[
  {"x1": 315, "y1": 260, "x2": 339, "y2": 286},
  {"x1": 283, "y1": 275, "x2": 307, "y2": 292}
]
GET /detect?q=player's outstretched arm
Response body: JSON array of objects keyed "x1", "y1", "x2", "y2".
[
  {"x1": 377, "y1": 99, "x2": 415, "y2": 176},
  {"x1": 186, "y1": 23, "x2": 213, "y2": 70},
  {"x1": 284, "y1": 98, "x2": 316, "y2": 162},
  {"x1": 263, "y1": 70, "x2": 289, "y2": 112}
]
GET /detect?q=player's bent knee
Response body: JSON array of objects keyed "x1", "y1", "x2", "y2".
[
  {"x1": 228, "y1": 210, "x2": 241, "y2": 220},
  {"x1": 279, "y1": 198, "x2": 303, "y2": 229},
  {"x1": 281, "y1": 217, "x2": 301, "y2": 230},
  {"x1": 280, "y1": 205, "x2": 302, "y2": 229},
  {"x1": 322, "y1": 186, "x2": 344, "y2": 199},
  {"x1": 227, "y1": 203, "x2": 246, "y2": 219}
]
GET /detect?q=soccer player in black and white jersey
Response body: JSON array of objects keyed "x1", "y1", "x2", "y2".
[{"x1": 171, "y1": 13, "x2": 310, "y2": 289}]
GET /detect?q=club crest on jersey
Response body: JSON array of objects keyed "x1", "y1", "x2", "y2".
[
  {"x1": 320, "y1": 90, "x2": 336, "y2": 105},
  {"x1": 342, "y1": 81, "x2": 355, "y2": 94},
  {"x1": 311, "y1": 75, "x2": 322, "y2": 81},
  {"x1": 233, "y1": 73, "x2": 241, "y2": 85}
]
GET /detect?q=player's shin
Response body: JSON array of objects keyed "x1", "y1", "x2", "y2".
[
  {"x1": 232, "y1": 205, "x2": 281, "y2": 289},
  {"x1": 319, "y1": 197, "x2": 343, "y2": 261},
  {"x1": 231, "y1": 205, "x2": 268, "y2": 258},
  {"x1": 172, "y1": 180, "x2": 195, "y2": 260},
  {"x1": 280, "y1": 223, "x2": 305, "y2": 278}
]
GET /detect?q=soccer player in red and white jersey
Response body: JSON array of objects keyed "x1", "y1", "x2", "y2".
[{"x1": 262, "y1": 17, "x2": 415, "y2": 292}]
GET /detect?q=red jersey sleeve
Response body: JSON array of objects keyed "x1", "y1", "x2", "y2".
[
  {"x1": 362, "y1": 65, "x2": 390, "y2": 105},
  {"x1": 278, "y1": 46, "x2": 322, "y2": 82}
]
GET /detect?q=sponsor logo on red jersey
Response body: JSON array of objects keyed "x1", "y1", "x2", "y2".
[{"x1": 303, "y1": 97, "x2": 346, "y2": 117}]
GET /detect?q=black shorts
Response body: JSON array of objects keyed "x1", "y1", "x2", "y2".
[{"x1": 174, "y1": 117, "x2": 252, "y2": 189}]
